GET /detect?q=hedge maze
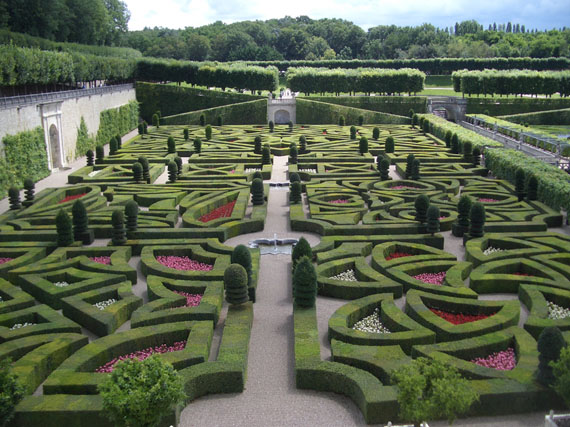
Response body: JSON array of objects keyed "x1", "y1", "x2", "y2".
[{"x1": 1, "y1": 121, "x2": 570, "y2": 425}]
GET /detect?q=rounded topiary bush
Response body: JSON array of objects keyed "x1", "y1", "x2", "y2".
[
  {"x1": 379, "y1": 158, "x2": 390, "y2": 181},
  {"x1": 444, "y1": 130, "x2": 452, "y2": 147},
  {"x1": 405, "y1": 154, "x2": 415, "y2": 179},
  {"x1": 350, "y1": 126, "x2": 357, "y2": 140},
  {"x1": 125, "y1": 200, "x2": 138, "y2": 233},
  {"x1": 537, "y1": 326, "x2": 567, "y2": 386},
  {"x1": 515, "y1": 168, "x2": 526, "y2": 201},
  {"x1": 254, "y1": 136, "x2": 262, "y2": 154},
  {"x1": 451, "y1": 133, "x2": 459, "y2": 154},
  {"x1": 96, "y1": 145, "x2": 105, "y2": 164},
  {"x1": 422, "y1": 119, "x2": 430, "y2": 134},
  {"x1": 385, "y1": 136, "x2": 395, "y2": 153},
  {"x1": 193, "y1": 137, "x2": 202, "y2": 154},
  {"x1": 109, "y1": 137, "x2": 118, "y2": 156},
  {"x1": 426, "y1": 205, "x2": 440, "y2": 235},
  {"x1": 183, "y1": 128, "x2": 189, "y2": 141},
  {"x1": 251, "y1": 178, "x2": 264, "y2": 206},
  {"x1": 252, "y1": 171, "x2": 263, "y2": 181},
  {"x1": 454, "y1": 194, "x2": 472, "y2": 237},
  {"x1": 414, "y1": 194, "x2": 429, "y2": 223},
  {"x1": 338, "y1": 115, "x2": 345, "y2": 126},
  {"x1": 152, "y1": 113, "x2": 159, "y2": 128},
  {"x1": 205, "y1": 125, "x2": 212, "y2": 140},
  {"x1": 132, "y1": 162, "x2": 143, "y2": 182},
  {"x1": 293, "y1": 256, "x2": 317, "y2": 308},
  {"x1": 299, "y1": 135, "x2": 307, "y2": 153},
  {"x1": 289, "y1": 172, "x2": 300, "y2": 183},
  {"x1": 292, "y1": 237, "x2": 312, "y2": 270},
  {"x1": 231, "y1": 245, "x2": 252, "y2": 286},
  {"x1": 268, "y1": 120, "x2": 274, "y2": 132},
  {"x1": 23, "y1": 178, "x2": 35, "y2": 207},
  {"x1": 262, "y1": 144, "x2": 271, "y2": 165},
  {"x1": 138, "y1": 123, "x2": 144, "y2": 136},
  {"x1": 138, "y1": 156, "x2": 150, "y2": 181},
  {"x1": 56, "y1": 209, "x2": 73, "y2": 247},
  {"x1": 86, "y1": 149, "x2": 94, "y2": 167},
  {"x1": 359, "y1": 137, "x2": 368, "y2": 154},
  {"x1": 72, "y1": 199, "x2": 88, "y2": 236},
  {"x1": 8, "y1": 187, "x2": 21, "y2": 210},
  {"x1": 289, "y1": 143, "x2": 298, "y2": 165},
  {"x1": 115, "y1": 134, "x2": 122, "y2": 149},
  {"x1": 290, "y1": 181, "x2": 302, "y2": 204},
  {"x1": 174, "y1": 156, "x2": 183, "y2": 176},
  {"x1": 224, "y1": 264, "x2": 249, "y2": 305},
  {"x1": 111, "y1": 210, "x2": 126, "y2": 246},
  {"x1": 472, "y1": 147, "x2": 481, "y2": 166},
  {"x1": 469, "y1": 202, "x2": 485, "y2": 238},
  {"x1": 527, "y1": 175, "x2": 538, "y2": 201},
  {"x1": 411, "y1": 158, "x2": 421, "y2": 180},
  {"x1": 167, "y1": 136, "x2": 176, "y2": 154},
  {"x1": 167, "y1": 161, "x2": 178, "y2": 183},
  {"x1": 372, "y1": 127, "x2": 380, "y2": 140}
]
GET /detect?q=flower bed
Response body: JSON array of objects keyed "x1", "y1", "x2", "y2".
[
  {"x1": 172, "y1": 290, "x2": 202, "y2": 307},
  {"x1": 156, "y1": 256, "x2": 213, "y2": 271},
  {"x1": 548, "y1": 301, "x2": 570, "y2": 320},
  {"x1": 0, "y1": 257, "x2": 13, "y2": 264},
  {"x1": 329, "y1": 270, "x2": 357, "y2": 282},
  {"x1": 87, "y1": 170, "x2": 101, "y2": 178},
  {"x1": 484, "y1": 246, "x2": 504, "y2": 256},
  {"x1": 329, "y1": 199, "x2": 349, "y2": 204},
  {"x1": 95, "y1": 340, "x2": 187, "y2": 373},
  {"x1": 198, "y1": 200, "x2": 236, "y2": 223},
  {"x1": 471, "y1": 347, "x2": 516, "y2": 370},
  {"x1": 390, "y1": 186, "x2": 417, "y2": 190},
  {"x1": 94, "y1": 298, "x2": 116, "y2": 311},
  {"x1": 54, "y1": 281, "x2": 71, "y2": 288},
  {"x1": 352, "y1": 308, "x2": 391, "y2": 334},
  {"x1": 10, "y1": 322, "x2": 36, "y2": 330},
  {"x1": 478, "y1": 198, "x2": 499, "y2": 203},
  {"x1": 59, "y1": 193, "x2": 87, "y2": 204},
  {"x1": 513, "y1": 272, "x2": 533, "y2": 277},
  {"x1": 429, "y1": 308, "x2": 494, "y2": 325},
  {"x1": 89, "y1": 256, "x2": 111, "y2": 265},
  {"x1": 385, "y1": 252, "x2": 412, "y2": 261},
  {"x1": 412, "y1": 272, "x2": 446, "y2": 285}
]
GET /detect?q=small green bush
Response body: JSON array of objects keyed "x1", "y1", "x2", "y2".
[
  {"x1": 288, "y1": 120, "x2": 293, "y2": 131},
  {"x1": 167, "y1": 161, "x2": 178, "y2": 183},
  {"x1": 469, "y1": 202, "x2": 485, "y2": 238},
  {"x1": 350, "y1": 125, "x2": 357, "y2": 140},
  {"x1": 372, "y1": 127, "x2": 380, "y2": 140},
  {"x1": 167, "y1": 137, "x2": 176, "y2": 154},
  {"x1": 422, "y1": 119, "x2": 430, "y2": 134},
  {"x1": 254, "y1": 136, "x2": 262, "y2": 154},
  {"x1": 183, "y1": 128, "x2": 189, "y2": 140},
  {"x1": 8, "y1": 187, "x2": 21, "y2": 210},
  {"x1": 152, "y1": 113, "x2": 159, "y2": 128},
  {"x1": 251, "y1": 178, "x2": 264, "y2": 205},
  {"x1": 86, "y1": 149, "x2": 94, "y2": 167},
  {"x1": 527, "y1": 175, "x2": 538, "y2": 200},
  {"x1": 451, "y1": 133, "x2": 459, "y2": 154},
  {"x1": 426, "y1": 205, "x2": 440, "y2": 235},
  {"x1": 109, "y1": 137, "x2": 118, "y2": 156},
  {"x1": 379, "y1": 158, "x2": 390, "y2": 181},
  {"x1": 96, "y1": 145, "x2": 104, "y2": 164},
  {"x1": 72, "y1": 200, "x2": 88, "y2": 237},
  {"x1": 205, "y1": 125, "x2": 212, "y2": 140},
  {"x1": 125, "y1": 200, "x2": 138, "y2": 234},
  {"x1": 445, "y1": 130, "x2": 452, "y2": 147},
  {"x1": 293, "y1": 256, "x2": 317, "y2": 308},
  {"x1": 290, "y1": 181, "x2": 302, "y2": 203},
  {"x1": 292, "y1": 237, "x2": 312, "y2": 270},
  {"x1": 405, "y1": 154, "x2": 415, "y2": 179},
  {"x1": 115, "y1": 134, "x2": 122, "y2": 149},
  {"x1": 138, "y1": 123, "x2": 144, "y2": 136},
  {"x1": 0, "y1": 358, "x2": 24, "y2": 426},
  {"x1": 289, "y1": 172, "x2": 300, "y2": 183},
  {"x1": 269, "y1": 120, "x2": 274, "y2": 132},
  {"x1": 111, "y1": 210, "x2": 127, "y2": 246},
  {"x1": 472, "y1": 147, "x2": 481, "y2": 166},
  {"x1": 193, "y1": 137, "x2": 202, "y2": 154},
  {"x1": 174, "y1": 156, "x2": 183, "y2": 176},
  {"x1": 358, "y1": 115, "x2": 364, "y2": 126},
  {"x1": 199, "y1": 114, "x2": 205, "y2": 126},
  {"x1": 515, "y1": 168, "x2": 526, "y2": 201},
  {"x1": 359, "y1": 136, "x2": 368, "y2": 154},
  {"x1": 138, "y1": 156, "x2": 150, "y2": 181},
  {"x1": 132, "y1": 162, "x2": 143, "y2": 182},
  {"x1": 412, "y1": 113, "x2": 419, "y2": 128},
  {"x1": 414, "y1": 194, "x2": 429, "y2": 223},
  {"x1": 224, "y1": 264, "x2": 249, "y2": 305},
  {"x1": 56, "y1": 209, "x2": 73, "y2": 246},
  {"x1": 385, "y1": 136, "x2": 395, "y2": 153},
  {"x1": 455, "y1": 194, "x2": 472, "y2": 237},
  {"x1": 551, "y1": 346, "x2": 570, "y2": 408},
  {"x1": 537, "y1": 326, "x2": 567, "y2": 386},
  {"x1": 98, "y1": 355, "x2": 185, "y2": 427},
  {"x1": 289, "y1": 143, "x2": 298, "y2": 164},
  {"x1": 231, "y1": 245, "x2": 252, "y2": 287},
  {"x1": 217, "y1": 116, "x2": 223, "y2": 126},
  {"x1": 299, "y1": 135, "x2": 307, "y2": 152},
  {"x1": 411, "y1": 158, "x2": 420, "y2": 180},
  {"x1": 338, "y1": 115, "x2": 345, "y2": 126},
  {"x1": 262, "y1": 144, "x2": 271, "y2": 165},
  {"x1": 252, "y1": 171, "x2": 263, "y2": 181}
]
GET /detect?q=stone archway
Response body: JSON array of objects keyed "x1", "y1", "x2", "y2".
[
  {"x1": 49, "y1": 124, "x2": 63, "y2": 169},
  {"x1": 274, "y1": 109, "x2": 291, "y2": 124},
  {"x1": 40, "y1": 101, "x2": 65, "y2": 170}
]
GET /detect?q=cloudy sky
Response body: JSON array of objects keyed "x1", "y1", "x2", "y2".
[{"x1": 123, "y1": 0, "x2": 569, "y2": 31}]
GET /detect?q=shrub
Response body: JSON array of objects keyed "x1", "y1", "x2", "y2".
[
  {"x1": 405, "y1": 154, "x2": 415, "y2": 179},
  {"x1": 289, "y1": 172, "x2": 300, "y2": 183},
  {"x1": 138, "y1": 156, "x2": 150, "y2": 182},
  {"x1": 409, "y1": 108, "x2": 415, "y2": 118},
  {"x1": 143, "y1": 121, "x2": 148, "y2": 134},
  {"x1": 251, "y1": 178, "x2": 264, "y2": 205},
  {"x1": 289, "y1": 143, "x2": 298, "y2": 165},
  {"x1": 290, "y1": 181, "x2": 302, "y2": 203},
  {"x1": 0, "y1": 358, "x2": 24, "y2": 426},
  {"x1": 472, "y1": 147, "x2": 481, "y2": 166},
  {"x1": 86, "y1": 149, "x2": 94, "y2": 167},
  {"x1": 183, "y1": 128, "x2": 189, "y2": 141},
  {"x1": 338, "y1": 115, "x2": 345, "y2": 126},
  {"x1": 174, "y1": 156, "x2": 183, "y2": 176},
  {"x1": 193, "y1": 137, "x2": 202, "y2": 154},
  {"x1": 469, "y1": 202, "x2": 485, "y2": 238},
  {"x1": 444, "y1": 130, "x2": 452, "y2": 147},
  {"x1": 109, "y1": 137, "x2": 118, "y2": 156},
  {"x1": 262, "y1": 144, "x2": 271, "y2": 165},
  {"x1": 111, "y1": 210, "x2": 127, "y2": 246},
  {"x1": 379, "y1": 158, "x2": 390, "y2": 181},
  {"x1": 217, "y1": 116, "x2": 223, "y2": 126},
  {"x1": 414, "y1": 194, "x2": 429, "y2": 223},
  {"x1": 299, "y1": 135, "x2": 307, "y2": 152},
  {"x1": 254, "y1": 136, "x2": 262, "y2": 154},
  {"x1": 537, "y1": 326, "x2": 567, "y2": 386},
  {"x1": 358, "y1": 115, "x2": 364, "y2": 126},
  {"x1": 152, "y1": 113, "x2": 159, "y2": 128},
  {"x1": 288, "y1": 120, "x2": 293, "y2": 131},
  {"x1": 115, "y1": 134, "x2": 122, "y2": 149},
  {"x1": 451, "y1": 133, "x2": 459, "y2": 154},
  {"x1": 372, "y1": 127, "x2": 380, "y2": 140},
  {"x1": 224, "y1": 264, "x2": 249, "y2": 305},
  {"x1": 463, "y1": 141, "x2": 473, "y2": 163},
  {"x1": 8, "y1": 187, "x2": 21, "y2": 210},
  {"x1": 422, "y1": 119, "x2": 430, "y2": 134},
  {"x1": 426, "y1": 205, "x2": 440, "y2": 235},
  {"x1": 359, "y1": 137, "x2": 368, "y2": 154},
  {"x1": 293, "y1": 256, "x2": 317, "y2": 308},
  {"x1": 412, "y1": 113, "x2": 419, "y2": 128},
  {"x1": 125, "y1": 200, "x2": 138, "y2": 234},
  {"x1": 419, "y1": 116, "x2": 425, "y2": 130},
  {"x1": 132, "y1": 162, "x2": 143, "y2": 182},
  {"x1": 391, "y1": 357, "x2": 479, "y2": 425},
  {"x1": 23, "y1": 178, "x2": 35, "y2": 207},
  {"x1": 527, "y1": 175, "x2": 538, "y2": 200},
  {"x1": 269, "y1": 120, "x2": 274, "y2": 132},
  {"x1": 350, "y1": 126, "x2": 357, "y2": 140},
  {"x1": 411, "y1": 158, "x2": 421, "y2": 180},
  {"x1": 199, "y1": 114, "x2": 205, "y2": 126},
  {"x1": 252, "y1": 171, "x2": 263, "y2": 181},
  {"x1": 98, "y1": 355, "x2": 185, "y2": 427},
  {"x1": 138, "y1": 123, "x2": 144, "y2": 136},
  {"x1": 56, "y1": 209, "x2": 73, "y2": 246},
  {"x1": 167, "y1": 161, "x2": 178, "y2": 183},
  {"x1": 385, "y1": 136, "x2": 395, "y2": 153},
  {"x1": 96, "y1": 145, "x2": 104, "y2": 164},
  {"x1": 455, "y1": 195, "x2": 472, "y2": 236},
  {"x1": 292, "y1": 237, "x2": 312, "y2": 270},
  {"x1": 515, "y1": 168, "x2": 526, "y2": 201},
  {"x1": 551, "y1": 346, "x2": 570, "y2": 408},
  {"x1": 167, "y1": 136, "x2": 176, "y2": 154},
  {"x1": 205, "y1": 125, "x2": 212, "y2": 140},
  {"x1": 72, "y1": 200, "x2": 88, "y2": 237},
  {"x1": 231, "y1": 245, "x2": 252, "y2": 287}
]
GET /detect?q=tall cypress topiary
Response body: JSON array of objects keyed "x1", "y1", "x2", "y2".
[
  {"x1": 115, "y1": 134, "x2": 122, "y2": 149},
  {"x1": 138, "y1": 123, "x2": 144, "y2": 137},
  {"x1": 422, "y1": 119, "x2": 430, "y2": 134},
  {"x1": 288, "y1": 120, "x2": 293, "y2": 131},
  {"x1": 414, "y1": 195, "x2": 429, "y2": 223},
  {"x1": 132, "y1": 162, "x2": 143, "y2": 182},
  {"x1": 183, "y1": 128, "x2": 189, "y2": 141},
  {"x1": 412, "y1": 114, "x2": 418, "y2": 128},
  {"x1": 125, "y1": 200, "x2": 138, "y2": 234},
  {"x1": 193, "y1": 137, "x2": 202, "y2": 154},
  {"x1": 174, "y1": 156, "x2": 183, "y2": 176},
  {"x1": 167, "y1": 161, "x2": 178, "y2": 183},
  {"x1": 167, "y1": 136, "x2": 176, "y2": 154},
  {"x1": 359, "y1": 137, "x2": 368, "y2": 154},
  {"x1": 293, "y1": 256, "x2": 317, "y2": 308},
  {"x1": 205, "y1": 125, "x2": 212, "y2": 140},
  {"x1": 96, "y1": 145, "x2": 105, "y2": 164},
  {"x1": 515, "y1": 168, "x2": 526, "y2": 201},
  {"x1": 451, "y1": 133, "x2": 459, "y2": 154},
  {"x1": 409, "y1": 108, "x2": 415, "y2": 118},
  {"x1": 350, "y1": 126, "x2": 357, "y2": 140},
  {"x1": 419, "y1": 116, "x2": 425, "y2": 130},
  {"x1": 290, "y1": 181, "x2": 302, "y2": 203},
  {"x1": 379, "y1": 158, "x2": 390, "y2": 181},
  {"x1": 56, "y1": 209, "x2": 73, "y2": 247},
  {"x1": 8, "y1": 187, "x2": 21, "y2": 210},
  {"x1": 299, "y1": 135, "x2": 307, "y2": 153},
  {"x1": 109, "y1": 137, "x2": 118, "y2": 155},
  {"x1": 138, "y1": 156, "x2": 150, "y2": 182},
  {"x1": 231, "y1": 245, "x2": 252, "y2": 287},
  {"x1": 426, "y1": 205, "x2": 440, "y2": 235},
  {"x1": 262, "y1": 144, "x2": 271, "y2": 165},
  {"x1": 527, "y1": 175, "x2": 538, "y2": 201},
  {"x1": 152, "y1": 113, "x2": 159, "y2": 128},
  {"x1": 268, "y1": 120, "x2": 274, "y2": 132},
  {"x1": 453, "y1": 195, "x2": 472, "y2": 237},
  {"x1": 463, "y1": 141, "x2": 473, "y2": 164},
  {"x1": 292, "y1": 237, "x2": 312, "y2": 270},
  {"x1": 372, "y1": 127, "x2": 380, "y2": 140},
  {"x1": 252, "y1": 171, "x2": 263, "y2": 181},
  {"x1": 358, "y1": 115, "x2": 364, "y2": 126},
  {"x1": 411, "y1": 158, "x2": 421, "y2": 180},
  {"x1": 405, "y1": 154, "x2": 415, "y2": 179},
  {"x1": 111, "y1": 210, "x2": 126, "y2": 246},
  {"x1": 338, "y1": 115, "x2": 345, "y2": 126},
  {"x1": 254, "y1": 136, "x2": 262, "y2": 154},
  {"x1": 537, "y1": 326, "x2": 567, "y2": 386},
  {"x1": 469, "y1": 202, "x2": 485, "y2": 238},
  {"x1": 224, "y1": 264, "x2": 249, "y2": 305},
  {"x1": 251, "y1": 178, "x2": 264, "y2": 205},
  {"x1": 23, "y1": 179, "x2": 35, "y2": 207},
  {"x1": 72, "y1": 200, "x2": 88, "y2": 240},
  {"x1": 385, "y1": 136, "x2": 395, "y2": 153},
  {"x1": 472, "y1": 147, "x2": 481, "y2": 166},
  {"x1": 199, "y1": 114, "x2": 205, "y2": 126},
  {"x1": 289, "y1": 143, "x2": 298, "y2": 164},
  {"x1": 143, "y1": 121, "x2": 148, "y2": 134},
  {"x1": 217, "y1": 116, "x2": 223, "y2": 126},
  {"x1": 86, "y1": 149, "x2": 94, "y2": 167},
  {"x1": 444, "y1": 130, "x2": 452, "y2": 147}
]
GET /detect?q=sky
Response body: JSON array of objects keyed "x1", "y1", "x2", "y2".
[{"x1": 123, "y1": 0, "x2": 570, "y2": 32}]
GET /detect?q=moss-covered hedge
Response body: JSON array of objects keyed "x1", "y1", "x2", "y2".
[
  {"x1": 467, "y1": 97, "x2": 570, "y2": 116},
  {"x1": 498, "y1": 107, "x2": 570, "y2": 126},
  {"x1": 296, "y1": 99, "x2": 410, "y2": 125},
  {"x1": 95, "y1": 100, "x2": 139, "y2": 147},
  {"x1": 305, "y1": 96, "x2": 427, "y2": 116},
  {"x1": 162, "y1": 99, "x2": 267, "y2": 126}
]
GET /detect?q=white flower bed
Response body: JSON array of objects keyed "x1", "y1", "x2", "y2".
[
  {"x1": 298, "y1": 168, "x2": 316, "y2": 173},
  {"x1": 329, "y1": 269, "x2": 357, "y2": 282},
  {"x1": 484, "y1": 246, "x2": 504, "y2": 256},
  {"x1": 547, "y1": 301, "x2": 570, "y2": 320},
  {"x1": 10, "y1": 322, "x2": 36, "y2": 330},
  {"x1": 352, "y1": 308, "x2": 391, "y2": 333},
  {"x1": 54, "y1": 281, "x2": 71, "y2": 288},
  {"x1": 94, "y1": 298, "x2": 117, "y2": 311},
  {"x1": 245, "y1": 168, "x2": 260, "y2": 173},
  {"x1": 88, "y1": 170, "x2": 101, "y2": 178}
]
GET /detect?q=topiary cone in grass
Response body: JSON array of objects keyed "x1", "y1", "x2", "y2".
[
  {"x1": 537, "y1": 326, "x2": 567, "y2": 386},
  {"x1": 167, "y1": 136, "x2": 176, "y2": 154},
  {"x1": 385, "y1": 136, "x2": 395, "y2": 153},
  {"x1": 262, "y1": 144, "x2": 271, "y2": 165},
  {"x1": 193, "y1": 137, "x2": 202, "y2": 154},
  {"x1": 405, "y1": 154, "x2": 415, "y2": 179},
  {"x1": 426, "y1": 205, "x2": 440, "y2": 235},
  {"x1": 183, "y1": 128, "x2": 189, "y2": 141},
  {"x1": 224, "y1": 264, "x2": 249, "y2": 305},
  {"x1": 350, "y1": 126, "x2": 357, "y2": 140},
  {"x1": 138, "y1": 156, "x2": 150, "y2": 182},
  {"x1": 292, "y1": 237, "x2": 312, "y2": 271},
  {"x1": 372, "y1": 127, "x2": 380, "y2": 140},
  {"x1": 174, "y1": 156, "x2": 183, "y2": 176},
  {"x1": 205, "y1": 125, "x2": 212, "y2": 140},
  {"x1": 124, "y1": 200, "x2": 138, "y2": 234},
  {"x1": 293, "y1": 256, "x2": 317, "y2": 308},
  {"x1": 414, "y1": 194, "x2": 429, "y2": 223},
  {"x1": 289, "y1": 143, "x2": 298, "y2": 165},
  {"x1": 251, "y1": 178, "x2": 264, "y2": 205},
  {"x1": 379, "y1": 158, "x2": 390, "y2": 181},
  {"x1": 268, "y1": 121, "x2": 274, "y2": 133},
  {"x1": 468, "y1": 202, "x2": 485, "y2": 239},
  {"x1": 56, "y1": 209, "x2": 73, "y2": 247},
  {"x1": 290, "y1": 181, "x2": 302, "y2": 204},
  {"x1": 109, "y1": 137, "x2": 118, "y2": 156},
  {"x1": 358, "y1": 115, "x2": 364, "y2": 126},
  {"x1": 111, "y1": 210, "x2": 127, "y2": 246},
  {"x1": 252, "y1": 171, "x2": 263, "y2": 181},
  {"x1": 152, "y1": 113, "x2": 159, "y2": 128},
  {"x1": 299, "y1": 135, "x2": 307, "y2": 153},
  {"x1": 167, "y1": 161, "x2": 178, "y2": 183},
  {"x1": 72, "y1": 199, "x2": 94, "y2": 244},
  {"x1": 411, "y1": 158, "x2": 421, "y2": 180},
  {"x1": 8, "y1": 187, "x2": 21, "y2": 210},
  {"x1": 132, "y1": 162, "x2": 143, "y2": 183},
  {"x1": 453, "y1": 194, "x2": 472, "y2": 237},
  {"x1": 86, "y1": 149, "x2": 94, "y2": 167},
  {"x1": 338, "y1": 115, "x2": 345, "y2": 126},
  {"x1": 289, "y1": 172, "x2": 300, "y2": 183},
  {"x1": 23, "y1": 179, "x2": 35, "y2": 207},
  {"x1": 527, "y1": 175, "x2": 538, "y2": 201},
  {"x1": 359, "y1": 136, "x2": 368, "y2": 154},
  {"x1": 254, "y1": 136, "x2": 262, "y2": 154},
  {"x1": 96, "y1": 145, "x2": 104, "y2": 164}
]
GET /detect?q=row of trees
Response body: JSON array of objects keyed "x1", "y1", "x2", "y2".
[
  {"x1": 452, "y1": 69, "x2": 570, "y2": 97},
  {"x1": 286, "y1": 67, "x2": 425, "y2": 95}
]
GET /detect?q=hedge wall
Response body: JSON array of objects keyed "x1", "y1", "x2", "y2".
[
  {"x1": 498, "y1": 108, "x2": 570, "y2": 126},
  {"x1": 95, "y1": 100, "x2": 139, "y2": 147},
  {"x1": 304, "y1": 96, "x2": 427, "y2": 115},
  {"x1": 162, "y1": 99, "x2": 267, "y2": 126},
  {"x1": 136, "y1": 82, "x2": 263, "y2": 123},
  {"x1": 296, "y1": 99, "x2": 410, "y2": 125},
  {"x1": 467, "y1": 98, "x2": 570, "y2": 116}
]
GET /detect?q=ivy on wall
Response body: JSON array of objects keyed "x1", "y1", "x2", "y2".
[
  {"x1": 75, "y1": 117, "x2": 95, "y2": 159},
  {"x1": 95, "y1": 100, "x2": 139, "y2": 146}
]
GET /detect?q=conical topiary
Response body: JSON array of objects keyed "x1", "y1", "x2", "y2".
[
  {"x1": 193, "y1": 137, "x2": 202, "y2": 154},
  {"x1": 152, "y1": 113, "x2": 159, "y2": 128},
  {"x1": 199, "y1": 114, "x2": 205, "y2": 126},
  {"x1": 422, "y1": 119, "x2": 430, "y2": 134},
  {"x1": 217, "y1": 116, "x2": 223, "y2": 127},
  {"x1": 379, "y1": 158, "x2": 390, "y2": 181},
  {"x1": 338, "y1": 115, "x2": 345, "y2": 126},
  {"x1": 372, "y1": 127, "x2": 380, "y2": 140},
  {"x1": 56, "y1": 209, "x2": 73, "y2": 247},
  {"x1": 138, "y1": 123, "x2": 144, "y2": 137},
  {"x1": 72, "y1": 200, "x2": 88, "y2": 236},
  {"x1": 224, "y1": 264, "x2": 249, "y2": 305},
  {"x1": 115, "y1": 134, "x2": 122, "y2": 149},
  {"x1": 293, "y1": 256, "x2": 317, "y2": 308},
  {"x1": 254, "y1": 136, "x2": 262, "y2": 154},
  {"x1": 96, "y1": 145, "x2": 105, "y2": 164},
  {"x1": 289, "y1": 143, "x2": 298, "y2": 165},
  {"x1": 527, "y1": 175, "x2": 538, "y2": 201},
  {"x1": 138, "y1": 156, "x2": 150, "y2": 182},
  {"x1": 426, "y1": 205, "x2": 440, "y2": 235},
  {"x1": 385, "y1": 136, "x2": 395, "y2": 153},
  {"x1": 350, "y1": 126, "x2": 357, "y2": 140},
  {"x1": 359, "y1": 137, "x2": 368, "y2": 154},
  {"x1": 414, "y1": 195, "x2": 429, "y2": 223},
  {"x1": 111, "y1": 210, "x2": 127, "y2": 245},
  {"x1": 109, "y1": 137, "x2": 118, "y2": 155},
  {"x1": 8, "y1": 187, "x2": 21, "y2": 210},
  {"x1": 262, "y1": 144, "x2": 271, "y2": 165},
  {"x1": 183, "y1": 128, "x2": 189, "y2": 140},
  {"x1": 132, "y1": 162, "x2": 143, "y2": 182},
  {"x1": 444, "y1": 130, "x2": 452, "y2": 147},
  {"x1": 537, "y1": 326, "x2": 567, "y2": 386},
  {"x1": 167, "y1": 136, "x2": 176, "y2": 154},
  {"x1": 299, "y1": 135, "x2": 307, "y2": 152},
  {"x1": 251, "y1": 178, "x2": 264, "y2": 205},
  {"x1": 292, "y1": 237, "x2": 312, "y2": 270},
  {"x1": 124, "y1": 200, "x2": 138, "y2": 234},
  {"x1": 469, "y1": 202, "x2": 485, "y2": 238},
  {"x1": 205, "y1": 125, "x2": 212, "y2": 140},
  {"x1": 451, "y1": 133, "x2": 459, "y2": 154},
  {"x1": 290, "y1": 181, "x2": 302, "y2": 203},
  {"x1": 86, "y1": 149, "x2": 94, "y2": 167},
  {"x1": 472, "y1": 147, "x2": 481, "y2": 166},
  {"x1": 412, "y1": 114, "x2": 418, "y2": 128},
  {"x1": 289, "y1": 172, "x2": 300, "y2": 183},
  {"x1": 358, "y1": 115, "x2": 364, "y2": 126},
  {"x1": 411, "y1": 158, "x2": 421, "y2": 180},
  {"x1": 252, "y1": 171, "x2": 263, "y2": 181},
  {"x1": 23, "y1": 179, "x2": 35, "y2": 207},
  {"x1": 453, "y1": 195, "x2": 472, "y2": 237},
  {"x1": 405, "y1": 154, "x2": 415, "y2": 179},
  {"x1": 515, "y1": 168, "x2": 526, "y2": 201},
  {"x1": 268, "y1": 121, "x2": 274, "y2": 132},
  {"x1": 167, "y1": 161, "x2": 178, "y2": 183},
  {"x1": 174, "y1": 156, "x2": 183, "y2": 176},
  {"x1": 463, "y1": 141, "x2": 473, "y2": 164}
]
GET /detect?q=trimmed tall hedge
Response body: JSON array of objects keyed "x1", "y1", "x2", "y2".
[
  {"x1": 162, "y1": 100, "x2": 267, "y2": 126},
  {"x1": 296, "y1": 99, "x2": 410, "y2": 125}
]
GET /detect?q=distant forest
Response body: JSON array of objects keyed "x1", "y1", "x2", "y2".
[{"x1": 1, "y1": 0, "x2": 569, "y2": 62}]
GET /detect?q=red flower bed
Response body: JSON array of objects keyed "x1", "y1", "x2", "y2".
[
  {"x1": 198, "y1": 200, "x2": 236, "y2": 223},
  {"x1": 386, "y1": 252, "x2": 412, "y2": 261},
  {"x1": 390, "y1": 186, "x2": 417, "y2": 190},
  {"x1": 172, "y1": 290, "x2": 202, "y2": 307},
  {"x1": 513, "y1": 272, "x2": 533, "y2": 277},
  {"x1": 156, "y1": 255, "x2": 213, "y2": 271},
  {"x1": 478, "y1": 198, "x2": 499, "y2": 203},
  {"x1": 95, "y1": 341, "x2": 187, "y2": 373},
  {"x1": 412, "y1": 272, "x2": 446, "y2": 285},
  {"x1": 430, "y1": 308, "x2": 494, "y2": 325},
  {"x1": 89, "y1": 256, "x2": 111, "y2": 265},
  {"x1": 329, "y1": 199, "x2": 349, "y2": 204},
  {"x1": 0, "y1": 258, "x2": 13, "y2": 265},
  {"x1": 471, "y1": 347, "x2": 516, "y2": 370},
  {"x1": 59, "y1": 193, "x2": 86, "y2": 204}
]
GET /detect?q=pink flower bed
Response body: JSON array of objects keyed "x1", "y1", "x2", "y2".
[
  {"x1": 59, "y1": 193, "x2": 86, "y2": 204},
  {"x1": 173, "y1": 290, "x2": 202, "y2": 307},
  {"x1": 329, "y1": 199, "x2": 349, "y2": 204},
  {"x1": 390, "y1": 186, "x2": 417, "y2": 190},
  {"x1": 471, "y1": 347, "x2": 516, "y2": 370},
  {"x1": 412, "y1": 272, "x2": 446, "y2": 285},
  {"x1": 386, "y1": 252, "x2": 412, "y2": 261},
  {"x1": 198, "y1": 200, "x2": 236, "y2": 223},
  {"x1": 478, "y1": 198, "x2": 499, "y2": 203},
  {"x1": 156, "y1": 255, "x2": 213, "y2": 271},
  {"x1": 89, "y1": 256, "x2": 111, "y2": 265},
  {"x1": 95, "y1": 341, "x2": 187, "y2": 373},
  {"x1": 513, "y1": 272, "x2": 533, "y2": 277},
  {"x1": 0, "y1": 258, "x2": 13, "y2": 265}
]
